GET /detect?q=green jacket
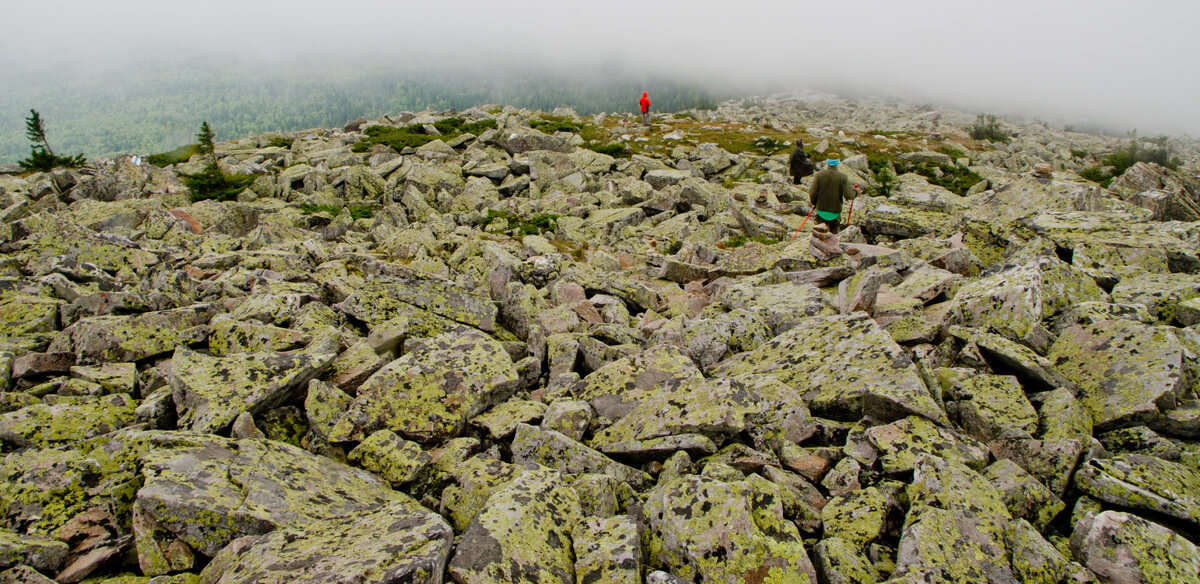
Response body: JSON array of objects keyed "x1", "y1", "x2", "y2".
[{"x1": 809, "y1": 166, "x2": 855, "y2": 216}]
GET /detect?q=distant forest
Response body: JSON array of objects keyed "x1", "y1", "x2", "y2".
[{"x1": 0, "y1": 56, "x2": 730, "y2": 164}]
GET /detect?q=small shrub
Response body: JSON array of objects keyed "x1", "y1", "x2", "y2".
[
  {"x1": 530, "y1": 119, "x2": 584, "y2": 134},
  {"x1": 894, "y1": 159, "x2": 983, "y2": 196},
  {"x1": 19, "y1": 149, "x2": 86, "y2": 172},
  {"x1": 266, "y1": 136, "x2": 293, "y2": 149},
  {"x1": 1079, "y1": 166, "x2": 1113, "y2": 188},
  {"x1": 184, "y1": 167, "x2": 254, "y2": 202},
  {"x1": 939, "y1": 146, "x2": 967, "y2": 160},
  {"x1": 347, "y1": 205, "x2": 374, "y2": 220},
  {"x1": 517, "y1": 213, "x2": 559, "y2": 236},
  {"x1": 872, "y1": 166, "x2": 895, "y2": 197},
  {"x1": 587, "y1": 143, "x2": 629, "y2": 158},
  {"x1": 299, "y1": 203, "x2": 342, "y2": 215},
  {"x1": 148, "y1": 144, "x2": 202, "y2": 167},
  {"x1": 1069, "y1": 148, "x2": 1088, "y2": 159},
  {"x1": 967, "y1": 114, "x2": 1011, "y2": 143},
  {"x1": 724, "y1": 234, "x2": 778, "y2": 248}
]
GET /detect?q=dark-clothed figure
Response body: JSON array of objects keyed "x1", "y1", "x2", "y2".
[
  {"x1": 788, "y1": 140, "x2": 814, "y2": 184},
  {"x1": 808, "y1": 159, "x2": 859, "y2": 233},
  {"x1": 639, "y1": 92, "x2": 651, "y2": 125}
]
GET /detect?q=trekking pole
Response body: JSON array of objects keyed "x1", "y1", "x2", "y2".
[
  {"x1": 845, "y1": 199, "x2": 854, "y2": 226},
  {"x1": 790, "y1": 208, "x2": 816, "y2": 241}
]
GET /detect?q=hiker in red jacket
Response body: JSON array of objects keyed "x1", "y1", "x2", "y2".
[{"x1": 639, "y1": 92, "x2": 651, "y2": 125}]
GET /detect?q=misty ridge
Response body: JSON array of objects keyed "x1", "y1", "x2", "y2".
[
  {"x1": 3, "y1": 0, "x2": 1199, "y2": 163},
  {"x1": 0, "y1": 52, "x2": 1178, "y2": 166}
]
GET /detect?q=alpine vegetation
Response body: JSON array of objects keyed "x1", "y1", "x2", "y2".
[{"x1": 0, "y1": 92, "x2": 1198, "y2": 584}]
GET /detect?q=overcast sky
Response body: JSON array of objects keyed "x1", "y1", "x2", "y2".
[{"x1": 4, "y1": 0, "x2": 1199, "y2": 136}]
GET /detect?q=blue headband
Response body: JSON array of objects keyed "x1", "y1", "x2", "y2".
[{"x1": 827, "y1": 159, "x2": 839, "y2": 166}]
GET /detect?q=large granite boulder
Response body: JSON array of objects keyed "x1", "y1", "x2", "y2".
[
  {"x1": 1070, "y1": 510, "x2": 1200, "y2": 584},
  {"x1": 711, "y1": 312, "x2": 946, "y2": 425},
  {"x1": 327, "y1": 329, "x2": 519, "y2": 442},
  {"x1": 49, "y1": 305, "x2": 215, "y2": 364},
  {"x1": 133, "y1": 433, "x2": 418, "y2": 563},
  {"x1": 1074, "y1": 454, "x2": 1200, "y2": 528},
  {"x1": 1046, "y1": 319, "x2": 1184, "y2": 431},
  {"x1": 643, "y1": 474, "x2": 817, "y2": 584},
  {"x1": 170, "y1": 334, "x2": 338, "y2": 434},
  {"x1": 448, "y1": 467, "x2": 583, "y2": 584},
  {"x1": 197, "y1": 500, "x2": 452, "y2": 584}
]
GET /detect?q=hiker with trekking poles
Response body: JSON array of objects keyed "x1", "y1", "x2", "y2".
[{"x1": 806, "y1": 157, "x2": 860, "y2": 234}]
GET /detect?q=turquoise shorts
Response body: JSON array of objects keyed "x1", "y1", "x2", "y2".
[{"x1": 817, "y1": 210, "x2": 840, "y2": 221}]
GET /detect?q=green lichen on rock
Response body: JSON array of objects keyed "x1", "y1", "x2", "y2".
[
  {"x1": 170, "y1": 333, "x2": 338, "y2": 434},
  {"x1": 447, "y1": 467, "x2": 583, "y2": 584},
  {"x1": 512, "y1": 424, "x2": 651, "y2": 489},
  {"x1": 196, "y1": 499, "x2": 452, "y2": 584},
  {"x1": 1110, "y1": 272, "x2": 1200, "y2": 322},
  {"x1": 1070, "y1": 510, "x2": 1200, "y2": 584},
  {"x1": 135, "y1": 433, "x2": 415, "y2": 557},
  {"x1": 439, "y1": 455, "x2": 525, "y2": 533},
  {"x1": 471, "y1": 399, "x2": 546, "y2": 440},
  {"x1": 820, "y1": 487, "x2": 888, "y2": 548},
  {"x1": 1047, "y1": 319, "x2": 1183, "y2": 430},
  {"x1": 0, "y1": 393, "x2": 136, "y2": 448},
  {"x1": 711, "y1": 312, "x2": 946, "y2": 425},
  {"x1": 937, "y1": 368, "x2": 1038, "y2": 441},
  {"x1": 0, "y1": 528, "x2": 68, "y2": 573},
  {"x1": 1007, "y1": 518, "x2": 1076, "y2": 584},
  {"x1": 864, "y1": 416, "x2": 990, "y2": 473},
  {"x1": 572, "y1": 515, "x2": 642, "y2": 584},
  {"x1": 983, "y1": 459, "x2": 1065, "y2": 532},
  {"x1": 812, "y1": 537, "x2": 881, "y2": 584},
  {"x1": 347, "y1": 429, "x2": 431, "y2": 487},
  {"x1": 206, "y1": 315, "x2": 307, "y2": 356},
  {"x1": 328, "y1": 329, "x2": 518, "y2": 443},
  {"x1": 49, "y1": 305, "x2": 214, "y2": 363},
  {"x1": 0, "y1": 295, "x2": 61, "y2": 338},
  {"x1": 1035, "y1": 388, "x2": 1093, "y2": 441},
  {"x1": 1074, "y1": 454, "x2": 1200, "y2": 527},
  {"x1": 644, "y1": 474, "x2": 817, "y2": 584}
]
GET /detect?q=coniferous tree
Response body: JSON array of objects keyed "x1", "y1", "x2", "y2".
[
  {"x1": 18, "y1": 109, "x2": 86, "y2": 172},
  {"x1": 182, "y1": 121, "x2": 250, "y2": 202},
  {"x1": 25, "y1": 109, "x2": 54, "y2": 156},
  {"x1": 196, "y1": 121, "x2": 218, "y2": 169}
]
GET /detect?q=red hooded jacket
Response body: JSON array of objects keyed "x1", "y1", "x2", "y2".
[{"x1": 639, "y1": 92, "x2": 651, "y2": 113}]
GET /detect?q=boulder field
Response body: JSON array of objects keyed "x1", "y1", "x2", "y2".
[{"x1": 0, "y1": 93, "x2": 1198, "y2": 583}]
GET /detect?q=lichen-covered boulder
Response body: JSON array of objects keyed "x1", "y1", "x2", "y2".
[
  {"x1": 572, "y1": 515, "x2": 641, "y2": 584},
  {"x1": 1110, "y1": 272, "x2": 1200, "y2": 323},
  {"x1": 471, "y1": 400, "x2": 545, "y2": 440},
  {"x1": 1007, "y1": 518, "x2": 1091, "y2": 584},
  {"x1": 0, "y1": 430, "x2": 149, "y2": 537},
  {"x1": 512, "y1": 424, "x2": 651, "y2": 489},
  {"x1": 937, "y1": 369, "x2": 1038, "y2": 442},
  {"x1": 1046, "y1": 319, "x2": 1183, "y2": 431},
  {"x1": 820, "y1": 486, "x2": 890, "y2": 548},
  {"x1": 864, "y1": 415, "x2": 989, "y2": 473},
  {"x1": 894, "y1": 456, "x2": 1016, "y2": 583},
  {"x1": 196, "y1": 500, "x2": 452, "y2": 584},
  {"x1": 327, "y1": 329, "x2": 518, "y2": 442},
  {"x1": 49, "y1": 305, "x2": 214, "y2": 364},
  {"x1": 983, "y1": 459, "x2": 1065, "y2": 532},
  {"x1": 1035, "y1": 388, "x2": 1093, "y2": 441},
  {"x1": 945, "y1": 256, "x2": 1107, "y2": 352},
  {"x1": 347, "y1": 429, "x2": 431, "y2": 487},
  {"x1": 1050, "y1": 301, "x2": 1157, "y2": 333},
  {"x1": 68, "y1": 362, "x2": 137, "y2": 395},
  {"x1": 448, "y1": 467, "x2": 583, "y2": 584},
  {"x1": 948, "y1": 326, "x2": 1077, "y2": 393},
  {"x1": 541, "y1": 400, "x2": 593, "y2": 441},
  {"x1": 1074, "y1": 454, "x2": 1200, "y2": 528},
  {"x1": 590, "y1": 373, "x2": 812, "y2": 460},
  {"x1": 569, "y1": 343, "x2": 703, "y2": 423},
  {"x1": 0, "y1": 295, "x2": 61, "y2": 340},
  {"x1": 678, "y1": 309, "x2": 772, "y2": 372},
  {"x1": 812, "y1": 537, "x2": 880, "y2": 584},
  {"x1": 643, "y1": 474, "x2": 817, "y2": 584},
  {"x1": 206, "y1": 316, "x2": 307, "y2": 356},
  {"x1": 0, "y1": 394, "x2": 136, "y2": 448},
  {"x1": 170, "y1": 334, "x2": 338, "y2": 434},
  {"x1": 989, "y1": 431, "x2": 1086, "y2": 498},
  {"x1": 711, "y1": 312, "x2": 946, "y2": 425},
  {"x1": 718, "y1": 280, "x2": 836, "y2": 336},
  {"x1": 1070, "y1": 510, "x2": 1200, "y2": 584},
  {"x1": 134, "y1": 433, "x2": 416, "y2": 560},
  {"x1": 0, "y1": 529, "x2": 68, "y2": 574},
  {"x1": 438, "y1": 455, "x2": 524, "y2": 533}
]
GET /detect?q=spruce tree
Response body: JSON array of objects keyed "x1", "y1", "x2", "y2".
[
  {"x1": 196, "y1": 121, "x2": 218, "y2": 170},
  {"x1": 18, "y1": 109, "x2": 85, "y2": 172}
]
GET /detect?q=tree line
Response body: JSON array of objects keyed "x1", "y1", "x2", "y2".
[{"x1": 1, "y1": 58, "x2": 727, "y2": 164}]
